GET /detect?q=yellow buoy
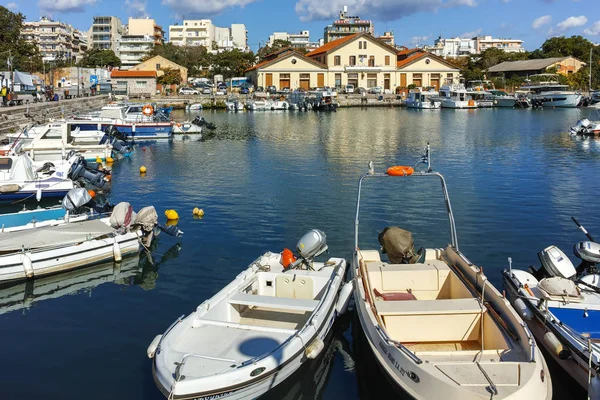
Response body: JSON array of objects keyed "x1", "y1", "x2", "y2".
[
  {"x1": 165, "y1": 209, "x2": 179, "y2": 220},
  {"x1": 106, "y1": 156, "x2": 114, "y2": 163},
  {"x1": 166, "y1": 219, "x2": 178, "y2": 227},
  {"x1": 193, "y1": 208, "x2": 205, "y2": 217},
  {"x1": 96, "y1": 157, "x2": 103, "y2": 164},
  {"x1": 140, "y1": 166, "x2": 147, "y2": 173}
]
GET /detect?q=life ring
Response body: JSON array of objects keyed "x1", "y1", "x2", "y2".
[
  {"x1": 386, "y1": 166, "x2": 414, "y2": 176},
  {"x1": 0, "y1": 150, "x2": 8, "y2": 156},
  {"x1": 142, "y1": 105, "x2": 154, "y2": 116}
]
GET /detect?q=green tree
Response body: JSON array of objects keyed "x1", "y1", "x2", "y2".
[
  {"x1": 211, "y1": 49, "x2": 255, "y2": 79},
  {"x1": 143, "y1": 44, "x2": 212, "y2": 76},
  {"x1": 157, "y1": 67, "x2": 182, "y2": 85},
  {"x1": 78, "y1": 48, "x2": 121, "y2": 68},
  {"x1": 0, "y1": 6, "x2": 42, "y2": 72},
  {"x1": 256, "y1": 39, "x2": 292, "y2": 62}
]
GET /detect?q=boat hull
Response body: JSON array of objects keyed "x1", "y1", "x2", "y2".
[
  {"x1": 406, "y1": 101, "x2": 441, "y2": 109},
  {"x1": 440, "y1": 100, "x2": 477, "y2": 109},
  {"x1": 494, "y1": 97, "x2": 517, "y2": 107},
  {"x1": 531, "y1": 93, "x2": 582, "y2": 107},
  {"x1": 71, "y1": 121, "x2": 173, "y2": 140}
]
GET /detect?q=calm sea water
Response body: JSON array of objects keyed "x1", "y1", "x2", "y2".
[{"x1": 2, "y1": 107, "x2": 600, "y2": 399}]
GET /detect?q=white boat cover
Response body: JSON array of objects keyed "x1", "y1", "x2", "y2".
[
  {"x1": 0, "y1": 219, "x2": 116, "y2": 253},
  {"x1": 9, "y1": 154, "x2": 36, "y2": 181},
  {"x1": 538, "y1": 277, "x2": 581, "y2": 299}
]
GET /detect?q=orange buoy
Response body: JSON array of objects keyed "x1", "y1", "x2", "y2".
[
  {"x1": 386, "y1": 166, "x2": 414, "y2": 176},
  {"x1": 468, "y1": 99, "x2": 476, "y2": 107},
  {"x1": 281, "y1": 248, "x2": 297, "y2": 268},
  {"x1": 87, "y1": 189, "x2": 96, "y2": 198},
  {"x1": 142, "y1": 104, "x2": 154, "y2": 116}
]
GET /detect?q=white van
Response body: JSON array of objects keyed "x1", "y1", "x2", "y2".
[{"x1": 345, "y1": 84, "x2": 355, "y2": 94}]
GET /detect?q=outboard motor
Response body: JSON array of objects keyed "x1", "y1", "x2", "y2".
[
  {"x1": 193, "y1": 116, "x2": 216, "y2": 130},
  {"x1": 62, "y1": 187, "x2": 92, "y2": 213},
  {"x1": 283, "y1": 229, "x2": 328, "y2": 270},
  {"x1": 69, "y1": 158, "x2": 107, "y2": 188},
  {"x1": 100, "y1": 126, "x2": 133, "y2": 156},
  {"x1": 535, "y1": 245, "x2": 577, "y2": 279},
  {"x1": 378, "y1": 226, "x2": 424, "y2": 264},
  {"x1": 573, "y1": 241, "x2": 600, "y2": 274},
  {"x1": 570, "y1": 118, "x2": 591, "y2": 135}
]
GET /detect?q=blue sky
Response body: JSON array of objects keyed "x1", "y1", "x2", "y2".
[{"x1": 3, "y1": 0, "x2": 600, "y2": 51}]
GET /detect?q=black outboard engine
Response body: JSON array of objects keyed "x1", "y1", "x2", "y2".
[
  {"x1": 100, "y1": 126, "x2": 133, "y2": 155},
  {"x1": 192, "y1": 116, "x2": 216, "y2": 130},
  {"x1": 69, "y1": 158, "x2": 107, "y2": 188}
]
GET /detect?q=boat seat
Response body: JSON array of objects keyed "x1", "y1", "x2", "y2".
[
  {"x1": 229, "y1": 292, "x2": 319, "y2": 312},
  {"x1": 376, "y1": 298, "x2": 483, "y2": 316}
]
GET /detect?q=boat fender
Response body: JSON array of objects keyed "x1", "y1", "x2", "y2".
[
  {"x1": 36, "y1": 188, "x2": 42, "y2": 202},
  {"x1": 0, "y1": 184, "x2": 20, "y2": 193},
  {"x1": 22, "y1": 254, "x2": 34, "y2": 278},
  {"x1": 543, "y1": 331, "x2": 570, "y2": 360},
  {"x1": 514, "y1": 298, "x2": 533, "y2": 320},
  {"x1": 335, "y1": 281, "x2": 354, "y2": 315},
  {"x1": 147, "y1": 335, "x2": 162, "y2": 358},
  {"x1": 305, "y1": 338, "x2": 325, "y2": 359},
  {"x1": 113, "y1": 238, "x2": 122, "y2": 263}
]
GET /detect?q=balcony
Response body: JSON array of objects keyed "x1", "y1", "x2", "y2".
[{"x1": 344, "y1": 64, "x2": 383, "y2": 72}]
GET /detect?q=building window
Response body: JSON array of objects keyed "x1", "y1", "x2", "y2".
[
  {"x1": 135, "y1": 81, "x2": 147, "y2": 88},
  {"x1": 156, "y1": 64, "x2": 161, "y2": 69},
  {"x1": 367, "y1": 73, "x2": 377, "y2": 88},
  {"x1": 369, "y1": 56, "x2": 375, "y2": 67},
  {"x1": 412, "y1": 73, "x2": 422, "y2": 87},
  {"x1": 359, "y1": 41, "x2": 362, "y2": 50},
  {"x1": 363, "y1": 41, "x2": 367, "y2": 49},
  {"x1": 349, "y1": 56, "x2": 356, "y2": 66},
  {"x1": 334, "y1": 55, "x2": 341, "y2": 66},
  {"x1": 385, "y1": 55, "x2": 390, "y2": 66}
]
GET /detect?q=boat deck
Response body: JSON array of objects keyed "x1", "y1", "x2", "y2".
[{"x1": 239, "y1": 307, "x2": 311, "y2": 331}]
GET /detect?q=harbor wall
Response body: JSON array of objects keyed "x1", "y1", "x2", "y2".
[{"x1": 0, "y1": 95, "x2": 109, "y2": 138}]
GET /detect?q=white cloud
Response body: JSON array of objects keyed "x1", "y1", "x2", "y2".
[
  {"x1": 124, "y1": 0, "x2": 148, "y2": 17},
  {"x1": 6, "y1": 2, "x2": 17, "y2": 10},
  {"x1": 411, "y1": 35, "x2": 430, "y2": 45},
  {"x1": 583, "y1": 21, "x2": 600, "y2": 36},
  {"x1": 532, "y1": 15, "x2": 551, "y2": 29},
  {"x1": 294, "y1": 0, "x2": 476, "y2": 22},
  {"x1": 459, "y1": 28, "x2": 482, "y2": 38},
  {"x1": 38, "y1": 0, "x2": 98, "y2": 13},
  {"x1": 161, "y1": 0, "x2": 258, "y2": 17},
  {"x1": 555, "y1": 15, "x2": 588, "y2": 32}
]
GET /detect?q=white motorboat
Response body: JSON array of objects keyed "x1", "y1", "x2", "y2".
[
  {"x1": 503, "y1": 217, "x2": 600, "y2": 397},
  {"x1": 226, "y1": 96, "x2": 241, "y2": 112},
  {"x1": 520, "y1": 74, "x2": 582, "y2": 108},
  {"x1": 149, "y1": 230, "x2": 353, "y2": 400},
  {"x1": 271, "y1": 100, "x2": 290, "y2": 111},
  {"x1": 0, "y1": 202, "x2": 161, "y2": 283},
  {"x1": 405, "y1": 89, "x2": 441, "y2": 109},
  {"x1": 466, "y1": 81, "x2": 494, "y2": 108},
  {"x1": 488, "y1": 90, "x2": 517, "y2": 107},
  {"x1": 570, "y1": 115, "x2": 600, "y2": 136},
  {"x1": 186, "y1": 103, "x2": 203, "y2": 111},
  {"x1": 438, "y1": 82, "x2": 477, "y2": 109},
  {"x1": 246, "y1": 99, "x2": 272, "y2": 111},
  {"x1": 351, "y1": 149, "x2": 552, "y2": 400}
]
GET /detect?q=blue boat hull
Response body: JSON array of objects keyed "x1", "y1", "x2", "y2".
[
  {"x1": 0, "y1": 189, "x2": 71, "y2": 202},
  {"x1": 0, "y1": 207, "x2": 67, "y2": 228},
  {"x1": 71, "y1": 121, "x2": 172, "y2": 140}
]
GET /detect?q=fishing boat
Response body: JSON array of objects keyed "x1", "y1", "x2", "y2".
[
  {"x1": 488, "y1": 90, "x2": 517, "y2": 107},
  {"x1": 405, "y1": 89, "x2": 441, "y2": 109},
  {"x1": 148, "y1": 229, "x2": 353, "y2": 400},
  {"x1": 437, "y1": 82, "x2": 477, "y2": 109},
  {"x1": 466, "y1": 81, "x2": 495, "y2": 108},
  {"x1": 352, "y1": 148, "x2": 552, "y2": 399},
  {"x1": 503, "y1": 217, "x2": 600, "y2": 397},
  {"x1": 246, "y1": 99, "x2": 272, "y2": 111},
  {"x1": 0, "y1": 201, "x2": 181, "y2": 283},
  {"x1": 520, "y1": 74, "x2": 582, "y2": 108},
  {"x1": 70, "y1": 105, "x2": 173, "y2": 140}
]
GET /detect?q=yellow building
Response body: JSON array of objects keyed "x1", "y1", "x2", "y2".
[
  {"x1": 396, "y1": 48, "x2": 461, "y2": 90},
  {"x1": 130, "y1": 55, "x2": 188, "y2": 84},
  {"x1": 245, "y1": 48, "x2": 327, "y2": 90},
  {"x1": 245, "y1": 33, "x2": 460, "y2": 92}
]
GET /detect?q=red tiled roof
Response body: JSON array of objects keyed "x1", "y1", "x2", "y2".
[
  {"x1": 397, "y1": 52, "x2": 426, "y2": 68},
  {"x1": 110, "y1": 70, "x2": 157, "y2": 78},
  {"x1": 306, "y1": 33, "x2": 360, "y2": 57}
]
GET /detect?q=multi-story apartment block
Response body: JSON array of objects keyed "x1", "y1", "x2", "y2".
[
  {"x1": 22, "y1": 17, "x2": 88, "y2": 62},
  {"x1": 377, "y1": 31, "x2": 395, "y2": 47},
  {"x1": 88, "y1": 16, "x2": 123, "y2": 53},
  {"x1": 426, "y1": 35, "x2": 524, "y2": 58},
  {"x1": 168, "y1": 20, "x2": 248, "y2": 52},
  {"x1": 324, "y1": 6, "x2": 374, "y2": 44},
  {"x1": 117, "y1": 18, "x2": 164, "y2": 70},
  {"x1": 268, "y1": 31, "x2": 322, "y2": 51}
]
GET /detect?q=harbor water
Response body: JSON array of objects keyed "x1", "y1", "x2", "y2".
[{"x1": 1, "y1": 107, "x2": 599, "y2": 399}]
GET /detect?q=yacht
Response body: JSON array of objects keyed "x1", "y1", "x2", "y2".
[
  {"x1": 466, "y1": 80, "x2": 495, "y2": 108},
  {"x1": 488, "y1": 90, "x2": 517, "y2": 107},
  {"x1": 405, "y1": 89, "x2": 441, "y2": 109},
  {"x1": 437, "y1": 82, "x2": 477, "y2": 109},
  {"x1": 520, "y1": 74, "x2": 582, "y2": 108}
]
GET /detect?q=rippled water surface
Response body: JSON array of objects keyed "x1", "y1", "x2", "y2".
[{"x1": 2, "y1": 107, "x2": 600, "y2": 399}]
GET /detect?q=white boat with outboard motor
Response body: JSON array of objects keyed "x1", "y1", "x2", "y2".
[
  {"x1": 437, "y1": 82, "x2": 477, "y2": 109},
  {"x1": 405, "y1": 89, "x2": 441, "y2": 109},
  {"x1": 246, "y1": 99, "x2": 272, "y2": 111},
  {"x1": 520, "y1": 74, "x2": 582, "y2": 108},
  {"x1": 503, "y1": 217, "x2": 600, "y2": 397},
  {"x1": 352, "y1": 148, "x2": 552, "y2": 400},
  {"x1": 570, "y1": 113, "x2": 600, "y2": 136},
  {"x1": 0, "y1": 201, "x2": 183, "y2": 283},
  {"x1": 148, "y1": 229, "x2": 353, "y2": 400}
]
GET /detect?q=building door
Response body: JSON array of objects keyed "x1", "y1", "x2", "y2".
[
  {"x1": 384, "y1": 73, "x2": 390, "y2": 91},
  {"x1": 347, "y1": 73, "x2": 358, "y2": 88},
  {"x1": 400, "y1": 73, "x2": 407, "y2": 88},
  {"x1": 317, "y1": 73, "x2": 324, "y2": 87},
  {"x1": 300, "y1": 73, "x2": 310, "y2": 90},
  {"x1": 431, "y1": 73, "x2": 440, "y2": 90},
  {"x1": 265, "y1": 73, "x2": 273, "y2": 87},
  {"x1": 279, "y1": 73, "x2": 290, "y2": 89}
]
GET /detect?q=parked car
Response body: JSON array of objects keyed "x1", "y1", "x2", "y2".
[
  {"x1": 356, "y1": 87, "x2": 367, "y2": 95},
  {"x1": 344, "y1": 84, "x2": 355, "y2": 94},
  {"x1": 368, "y1": 86, "x2": 383, "y2": 94},
  {"x1": 215, "y1": 89, "x2": 227, "y2": 96},
  {"x1": 255, "y1": 86, "x2": 264, "y2": 93},
  {"x1": 240, "y1": 87, "x2": 249, "y2": 94},
  {"x1": 267, "y1": 85, "x2": 277, "y2": 94},
  {"x1": 179, "y1": 87, "x2": 199, "y2": 95},
  {"x1": 201, "y1": 87, "x2": 211, "y2": 95}
]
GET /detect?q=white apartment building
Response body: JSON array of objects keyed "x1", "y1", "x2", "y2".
[
  {"x1": 426, "y1": 35, "x2": 524, "y2": 58},
  {"x1": 88, "y1": 16, "x2": 123, "y2": 53},
  {"x1": 22, "y1": 17, "x2": 88, "y2": 62},
  {"x1": 268, "y1": 31, "x2": 322, "y2": 51},
  {"x1": 168, "y1": 20, "x2": 248, "y2": 52},
  {"x1": 117, "y1": 18, "x2": 165, "y2": 70}
]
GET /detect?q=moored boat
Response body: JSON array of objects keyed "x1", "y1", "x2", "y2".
[
  {"x1": 520, "y1": 74, "x2": 582, "y2": 108},
  {"x1": 570, "y1": 116, "x2": 600, "y2": 136},
  {"x1": 352, "y1": 149, "x2": 552, "y2": 399},
  {"x1": 438, "y1": 82, "x2": 477, "y2": 109},
  {"x1": 488, "y1": 90, "x2": 517, "y2": 107},
  {"x1": 405, "y1": 89, "x2": 441, "y2": 109},
  {"x1": 149, "y1": 229, "x2": 353, "y2": 400}
]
